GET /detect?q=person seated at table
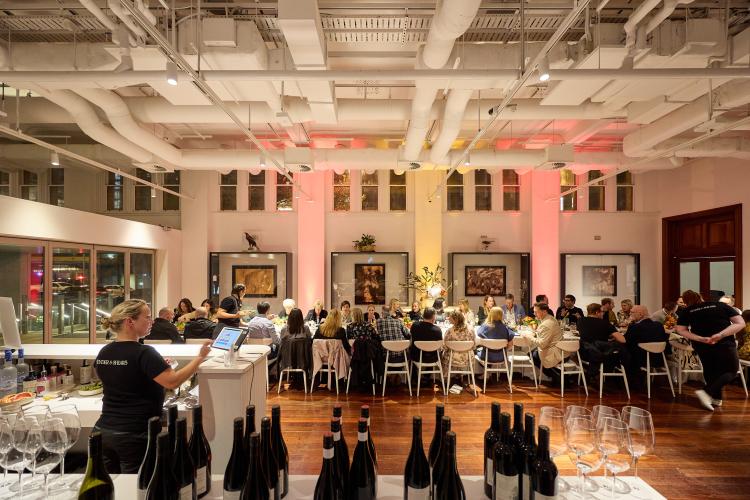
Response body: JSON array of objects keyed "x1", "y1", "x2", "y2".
[
  {"x1": 347, "y1": 307, "x2": 378, "y2": 341},
  {"x1": 675, "y1": 296, "x2": 687, "y2": 319},
  {"x1": 246, "y1": 301, "x2": 280, "y2": 359},
  {"x1": 314, "y1": 308, "x2": 351, "y2": 355},
  {"x1": 535, "y1": 294, "x2": 551, "y2": 311},
  {"x1": 501, "y1": 294, "x2": 526, "y2": 329},
  {"x1": 95, "y1": 299, "x2": 210, "y2": 473},
  {"x1": 364, "y1": 304, "x2": 380, "y2": 324},
  {"x1": 144, "y1": 307, "x2": 184, "y2": 344},
  {"x1": 457, "y1": 298, "x2": 476, "y2": 328},
  {"x1": 377, "y1": 309, "x2": 410, "y2": 362},
  {"x1": 577, "y1": 303, "x2": 625, "y2": 380},
  {"x1": 476, "y1": 295, "x2": 495, "y2": 326},
  {"x1": 738, "y1": 310, "x2": 750, "y2": 362},
  {"x1": 409, "y1": 307, "x2": 443, "y2": 365},
  {"x1": 530, "y1": 303, "x2": 565, "y2": 382},
  {"x1": 555, "y1": 294, "x2": 584, "y2": 324},
  {"x1": 183, "y1": 307, "x2": 216, "y2": 340},
  {"x1": 280, "y1": 308, "x2": 312, "y2": 339},
  {"x1": 217, "y1": 283, "x2": 248, "y2": 328},
  {"x1": 617, "y1": 299, "x2": 634, "y2": 327},
  {"x1": 200, "y1": 298, "x2": 219, "y2": 322},
  {"x1": 388, "y1": 298, "x2": 405, "y2": 319},
  {"x1": 432, "y1": 297, "x2": 446, "y2": 321},
  {"x1": 340, "y1": 300, "x2": 353, "y2": 325},
  {"x1": 442, "y1": 310, "x2": 475, "y2": 377},
  {"x1": 305, "y1": 299, "x2": 328, "y2": 324},
  {"x1": 408, "y1": 301, "x2": 423, "y2": 322},
  {"x1": 173, "y1": 297, "x2": 196, "y2": 324},
  {"x1": 620, "y1": 305, "x2": 670, "y2": 385},
  {"x1": 278, "y1": 298, "x2": 296, "y2": 319},
  {"x1": 601, "y1": 298, "x2": 618, "y2": 326},
  {"x1": 476, "y1": 307, "x2": 514, "y2": 364},
  {"x1": 719, "y1": 295, "x2": 743, "y2": 314},
  {"x1": 651, "y1": 301, "x2": 678, "y2": 325}
]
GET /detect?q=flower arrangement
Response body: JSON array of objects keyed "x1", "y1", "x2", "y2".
[
  {"x1": 403, "y1": 316, "x2": 414, "y2": 329},
  {"x1": 521, "y1": 316, "x2": 539, "y2": 329},
  {"x1": 272, "y1": 316, "x2": 287, "y2": 327},
  {"x1": 663, "y1": 314, "x2": 677, "y2": 331},
  {"x1": 400, "y1": 264, "x2": 452, "y2": 302},
  {"x1": 353, "y1": 233, "x2": 376, "y2": 252}
]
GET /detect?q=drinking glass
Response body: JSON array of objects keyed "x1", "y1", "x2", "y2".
[
  {"x1": 49, "y1": 404, "x2": 80, "y2": 488},
  {"x1": 0, "y1": 412, "x2": 20, "y2": 488},
  {"x1": 539, "y1": 406, "x2": 571, "y2": 492},
  {"x1": 621, "y1": 406, "x2": 655, "y2": 480},
  {"x1": 566, "y1": 416, "x2": 601, "y2": 495},
  {"x1": 597, "y1": 417, "x2": 631, "y2": 496},
  {"x1": 39, "y1": 416, "x2": 67, "y2": 494},
  {"x1": 7, "y1": 415, "x2": 33, "y2": 493},
  {"x1": 592, "y1": 405, "x2": 621, "y2": 429},
  {"x1": 564, "y1": 405, "x2": 592, "y2": 424}
]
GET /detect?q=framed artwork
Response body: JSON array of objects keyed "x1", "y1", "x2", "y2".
[
  {"x1": 582, "y1": 265, "x2": 617, "y2": 296},
  {"x1": 232, "y1": 265, "x2": 277, "y2": 297},
  {"x1": 465, "y1": 266, "x2": 506, "y2": 296},
  {"x1": 354, "y1": 263, "x2": 386, "y2": 305}
]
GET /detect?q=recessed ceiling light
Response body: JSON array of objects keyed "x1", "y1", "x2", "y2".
[{"x1": 166, "y1": 61, "x2": 178, "y2": 86}]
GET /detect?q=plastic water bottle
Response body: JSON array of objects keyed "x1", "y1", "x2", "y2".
[
  {"x1": 15, "y1": 348, "x2": 29, "y2": 393},
  {"x1": 0, "y1": 349, "x2": 17, "y2": 397}
]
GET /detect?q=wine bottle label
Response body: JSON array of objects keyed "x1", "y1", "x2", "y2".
[
  {"x1": 485, "y1": 458, "x2": 493, "y2": 485},
  {"x1": 358, "y1": 432, "x2": 367, "y2": 441},
  {"x1": 196, "y1": 466, "x2": 208, "y2": 494},
  {"x1": 279, "y1": 469, "x2": 285, "y2": 496},
  {"x1": 406, "y1": 486, "x2": 430, "y2": 499},
  {"x1": 323, "y1": 448, "x2": 334, "y2": 459},
  {"x1": 137, "y1": 487, "x2": 146, "y2": 500},
  {"x1": 223, "y1": 489, "x2": 241, "y2": 500},
  {"x1": 522, "y1": 474, "x2": 531, "y2": 500},
  {"x1": 333, "y1": 431, "x2": 341, "y2": 441},
  {"x1": 180, "y1": 485, "x2": 193, "y2": 500},
  {"x1": 494, "y1": 472, "x2": 519, "y2": 500}
]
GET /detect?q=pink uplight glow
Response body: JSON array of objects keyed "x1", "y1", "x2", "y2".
[
  {"x1": 530, "y1": 171, "x2": 560, "y2": 303},
  {"x1": 296, "y1": 171, "x2": 326, "y2": 309}
]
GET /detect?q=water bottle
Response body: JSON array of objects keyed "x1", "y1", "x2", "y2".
[
  {"x1": 0, "y1": 349, "x2": 17, "y2": 397},
  {"x1": 15, "y1": 348, "x2": 29, "y2": 393}
]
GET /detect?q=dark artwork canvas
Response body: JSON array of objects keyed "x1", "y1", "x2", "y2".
[
  {"x1": 582, "y1": 265, "x2": 617, "y2": 296},
  {"x1": 232, "y1": 265, "x2": 277, "y2": 297},
  {"x1": 465, "y1": 266, "x2": 506, "y2": 296},
  {"x1": 354, "y1": 263, "x2": 386, "y2": 305}
]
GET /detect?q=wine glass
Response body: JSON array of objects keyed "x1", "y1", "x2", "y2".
[
  {"x1": 0, "y1": 412, "x2": 21, "y2": 488},
  {"x1": 6, "y1": 414, "x2": 33, "y2": 493},
  {"x1": 49, "y1": 404, "x2": 80, "y2": 488},
  {"x1": 621, "y1": 407, "x2": 655, "y2": 481},
  {"x1": 564, "y1": 405, "x2": 592, "y2": 425},
  {"x1": 597, "y1": 417, "x2": 631, "y2": 496},
  {"x1": 566, "y1": 416, "x2": 601, "y2": 495},
  {"x1": 39, "y1": 416, "x2": 67, "y2": 494},
  {"x1": 592, "y1": 405, "x2": 621, "y2": 429},
  {"x1": 538, "y1": 407, "x2": 570, "y2": 492}
]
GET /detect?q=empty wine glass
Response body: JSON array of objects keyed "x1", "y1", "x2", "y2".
[
  {"x1": 49, "y1": 404, "x2": 80, "y2": 488},
  {"x1": 6, "y1": 414, "x2": 33, "y2": 493},
  {"x1": 0, "y1": 412, "x2": 20, "y2": 488},
  {"x1": 39, "y1": 416, "x2": 67, "y2": 494},
  {"x1": 592, "y1": 405, "x2": 621, "y2": 429},
  {"x1": 564, "y1": 405, "x2": 592, "y2": 425},
  {"x1": 566, "y1": 416, "x2": 601, "y2": 495},
  {"x1": 539, "y1": 406, "x2": 570, "y2": 492},
  {"x1": 621, "y1": 406, "x2": 655, "y2": 481},
  {"x1": 597, "y1": 417, "x2": 631, "y2": 496}
]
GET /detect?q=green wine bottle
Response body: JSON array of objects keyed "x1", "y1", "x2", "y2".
[{"x1": 78, "y1": 431, "x2": 114, "y2": 500}]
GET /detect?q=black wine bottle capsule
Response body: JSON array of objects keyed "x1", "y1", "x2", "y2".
[
  {"x1": 403, "y1": 416, "x2": 430, "y2": 499},
  {"x1": 167, "y1": 403, "x2": 178, "y2": 452},
  {"x1": 188, "y1": 404, "x2": 212, "y2": 498},
  {"x1": 484, "y1": 402, "x2": 502, "y2": 498},
  {"x1": 271, "y1": 405, "x2": 290, "y2": 498},
  {"x1": 137, "y1": 416, "x2": 161, "y2": 500},
  {"x1": 173, "y1": 418, "x2": 196, "y2": 500},
  {"x1": 224, "y1": 417, "x2": 246, "y2": 499},
  {"x1": 331, "y1": 418, "x2": 349, "y2": 492},
  {"x1": 531, "y1": 426, "x2": 558, "y2": 499},
  {"x1": 314, "y1": 432, "x2": 345, "y2": 500},
  {"x1": 430, "y1": 415, "x2": 451, "y2": 498},
  {"x1": 428, "y1": 404, "x2": 445, "y2": 471},
  {"x1": 360, "y1": 405, "x2": 377, "y2": 468},
  {"x1": 521, "y1": 413, "x2": 538, "y2": 500},
  {"x1": 348, "y1": 418, "x2": 377, "y2": 499},
  {"x1": 244, "y1": 404, "x2": 256, "y2": 455},
  {"x1": 261, "y1": 417, "x2": 280, "y2": 500}
]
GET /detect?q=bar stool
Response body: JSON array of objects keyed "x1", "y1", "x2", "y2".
[
  {"x1": 543, "y1": 339, "x2": 588, "y2": 398},
  {"x1": 638, "y1": 342, "x2": 675, "y2": 399},
  {"x1": 475, "y1": 338, "x2": 511, "y2": 394},
  {"x1": 246, "y1": 338, "x2": 276, "y2": 392},
  {"x1": 598, "y1": 363, "x2": 630, "y2": 399},
  {"x1": 669, "y1": 339, "x2": 704, "y2": 394},
  {"x1": 444, "y1": 340, "x2": 478, "y2": 397},
  {"x1": 346, "y1": 339, "x2": 376, "y2": 396},
  {"x1": 381, "y1": 340, "x2": 412, "y2": 397},
  {"x1": 413, "y1": 340, "x2": 446, "y2": 396},
  {"x1": 508, "y1": 335, "x2": 538, "y2": 389}
]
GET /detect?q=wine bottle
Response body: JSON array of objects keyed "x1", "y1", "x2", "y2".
[
  {"x1": 521, "y1": 414, "x2": 538, "y2": 500},
  {"x1": 493, "y1": 412, "x2": 519, "y2": 500},
  {"x1": 314, "y1": 432, "x2": 345, "y2": 500},
  {"x1": 531, "y1": 426, "x2": 558, "y2": 499},
  {"x1": 240, "y1": 433, "x2": 270, "y2": 500},
  {"x1": 260, "y1": 417, "x2": 280, "y2": 500},
  {"x1": 511, "y1": 403, "x2": 525, "y2": 465},
  {"x1": 331, "y1": 418, "x2": 349, "y2": 492},
  {"x1": 77, "y1": 431, "x2": 114, "y2": 500},
  {"x1": 271, "y1": 405, "x2": 290, "y2": 498},
  {"x1": 146, "y1": 432, "x2": 178, "y2": 500},
  {"x1": 430, "y1": 415, "x2": 451, "y2": 499},
  {"x1": 403, "y1": 416, "x2": 430, "y2": 499},
  {"x1": 223, "y1": 417, "x2": 246, "y2": 499},
  {"x1": 360, "y1": 405, "x2": 377, "y2": 468},
  {"x1": 188, "y1": 404, "x2": 212, "y2": 498},
  {"x1": 332, "y1": 405, "x2": 349, "y2": 472},
  {"x1": 137, "y1": 417, "x2": 161, "y2": 500},
  {"x1": 484, "y1": 402, "x2": 502, "y2": 498},
  {"x1": 428, "y1": 404, "x2": 445, "y2": 471},
  {"x1": 173, "y1": 418, "x2": 196, "y2": 500},
  {"x1": 244, "y1": 404, "x2": 256, "y2": 455},
  {"x1": 167, "y1": 403, "x2": 179, "y2": 453},
  {"x1": 348, "y1": 418, "x2": 377, "y2": 500},
  {"x1": 433, "y1": 431, "x2": 465, "y2": 500}
]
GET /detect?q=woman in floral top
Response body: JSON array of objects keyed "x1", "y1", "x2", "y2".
[
  {"x1": 346, "y1": 307, "x2": 378, "y2": 340},
  {"x1": 738, "y1": 310, "x2": 750, "y2": 361},
  {"x1": 442, "y1": 310, "x2": 475, "y2": 372}
]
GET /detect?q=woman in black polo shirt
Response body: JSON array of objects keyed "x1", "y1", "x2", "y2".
[
  {"x1": 676, "y1": 290, "x2": 746, "y2": 411},
  {"x1": 217, "y1": 283, "x2": 248, "y2": 328},
  {"x1": 95, "y1": 299, "x2": 211, "y2": 473}
]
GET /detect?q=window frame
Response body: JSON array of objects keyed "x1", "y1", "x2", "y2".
[
  {"x1": 389, "y1": 170, "x2": 406, "y2": 212},
  {"x1": 560, "y1": 169, "x2": 578, "y2": 212},
  {"x1": 446, "y1": 171, "x2": 464, "y2": 212},
  {"x1": 474, "y1": 169, "x2": 492, "y2": 212},
  {"x1": 616, "y1": 171, "x2": 634, "y2": 212},
  {"x1": 360, "y1": 170, "x2": 379, "y2": 211},
  {"x1": 248, "y1": 170, "x2": 266, "y2": 211},
  {"x1": 220, "y1": 170, "x2": 238, "y2": 211},
  {"x1": 333, "y1": 169, "x2": 351, "y2": 212},
  {"x1": 587, "y1": 170, "x2": 605, "y2": 212}
]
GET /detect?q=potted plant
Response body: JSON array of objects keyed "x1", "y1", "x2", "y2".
[
  {"x1": 353, "y1": 233, "x2": 376, "y2": 252},
  {"x1": 400, "y1": 264, "x2": 452, "y2": 308}
]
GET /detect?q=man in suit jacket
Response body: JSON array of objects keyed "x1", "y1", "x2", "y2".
[
  {"x1": 529, "y1": 303, "x2": 564, "y2": 379},
  {"x1": 184, "y1": 307, "x2": 217, "y2": 340},
  {"x1": 409, "y1": 307, "x2": 443, "y2": 364},
  {"x1": 618, "y1": 305, "x2": 669, "y2": 383},
  {"x1": 144, "y1": 307, "x2": 184, "y2": 344}
]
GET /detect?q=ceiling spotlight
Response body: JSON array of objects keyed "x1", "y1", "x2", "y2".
[
  {"x1": 260, "y1": 153, "x2": 266, "y2": 168},
  {"x1": 538, "y1": 57, "x2": 550, "y2": 82},
  {"x1": 166, "y1": 61, "x2": 178, "y2": 86},
  {"x1": 50, "y1": 151, "x2": 60, "y2": 166},
  {"x1": 150, "y1": 187, "x2": 157, "y2": 198},
  {"x1": 464, "y1": 153, "x2": 471, "y2": 167}
]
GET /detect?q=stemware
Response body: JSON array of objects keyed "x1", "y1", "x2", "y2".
[
  {"x1": 538, "y1": 406, "x2": 571, "y2": 492},
  {"x1": 38, "y1": 416, "x2": 67, "y2": 494},
  {"x1": 592, "y1": 405, "x2": 621, "y2": 429},
  {"x1": 49, "y1": 404, "x2": 81, "y2": 488},
  {"x1": 0, "y1": 412, "x2": 21, "y2": 488},
  {"x1": 5, "y1": 414, "x2": 33, "y2": 493},
  {"x1": 621, "y1": 406, "x2": 655, "y2": 480},
  {"x1": 597, "y1": 417, "x2": 631, "y2": 496},
  {"x1": 564, "y1": 405, "x2": 592, "y2": 424},
  {"x1": 566, "y1": 416, "x2": 601, "y2": 495}
]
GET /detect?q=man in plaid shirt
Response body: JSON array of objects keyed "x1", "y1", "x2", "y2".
[{"x1": 376, "y1": 311, "x2": 411, "y2": 362}]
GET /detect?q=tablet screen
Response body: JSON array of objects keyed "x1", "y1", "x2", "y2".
[{"x1": 212, "y1": 327, "x2": 244, "y2": 351}]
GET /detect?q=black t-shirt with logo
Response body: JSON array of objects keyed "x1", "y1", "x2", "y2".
[
  {"x1": 95, "y1": 341, "x2": 170, "y2": 433},
  {"x1": 219, "y1": 295, "x2": 241, "y2": 327},
  {"x1": 676, "y1": 301, "x2": 740, "y2": 346}
]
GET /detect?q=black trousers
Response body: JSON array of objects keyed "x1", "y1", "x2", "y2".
[
  {"x1": 693, "y1": 342, "x2": 740, "y2": 400},
  {"x1": 94, "y1": 426, "x2": 148, "y2": 474}
]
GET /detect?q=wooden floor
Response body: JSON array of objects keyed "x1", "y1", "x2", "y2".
[{"x1": 266, "y1": 376, "x2": 750, "y2": 500}]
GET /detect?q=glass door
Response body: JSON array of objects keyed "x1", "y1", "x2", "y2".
[
  {"x1": 0, "y1": 237, "x2": 45, "y2": 344},
  {"x1": 676, "y1": 258, "x2": 736, "y2": 302},
  {"x1": 51, "y1": 245, "x2": 92, "y2": 344},
  {"x1": 95, "y1": 249, "x2": 126, "y2": 341}
]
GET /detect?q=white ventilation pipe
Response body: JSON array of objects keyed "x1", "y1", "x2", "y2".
[
  {"x1": 78, "y1": 0, "x2": 128, "y2": 45},
  {"x1": 624, "y1": 0, "x2": 661, "y2": 52},
  {"x1": 108, "y1": 0, "x2": 148, "y2": 40},
  {"x1": 644, "y1": 0, "x2": 696, "y2": 35},
  {"x1": 668, "y1": 137, "x2": 750, "y2": 158},
  {"x1": 135, "y1": 0, "x2": 157, "y2": 26},
  {"x1": 39, "y1": 89, "x2": 153, "y2": 163},
  {"x1": 402, "y1": 85, "x2": 440, "y2": 160},
  {"x1": 429, "y1": 89, "x2": 473, "y2": 164}
]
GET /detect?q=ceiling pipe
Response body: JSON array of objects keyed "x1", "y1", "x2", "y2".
[
  {"x1": 623, "y1": 0, "x2": 662, "y2": 54},
  {"x1": 78, "y1": 0, "x2": 130, "y2": 46},
  {"x1": 429, "y1": 89, "x2": 474, "y2": 164},
  {"x1": 107, "y1": 0, "x2": 148, "y2": 40},
  {"x1": 644, "y1": 0, "x2": 696, "y2": 35}
]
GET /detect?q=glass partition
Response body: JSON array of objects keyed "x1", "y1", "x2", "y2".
[
  {"x1": 51, "y1": 246, "x2": 91, "y2": 344},
  {"x1": 130, "y1": 252, "x2": 154, "y2": 308},
  {"x1": 96, "y1": 250, "x2": 125, "y2": 341},
  {"x1": 0, "y1": 239, "x2": 44, "y2": 344}
]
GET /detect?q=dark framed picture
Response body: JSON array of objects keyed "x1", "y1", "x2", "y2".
[
  {"x1": 582, "y1": 265, "x2": 617, "y2": 296},
  {"x1": 354, "y1": 263, "x2": 386, "y2": 305},
  {"x1": 232, "y1": 265, "x2": 277, "y2": 298},
  {"x1": 465, "y1": 266, "x2": 506, "y2": 296}
]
